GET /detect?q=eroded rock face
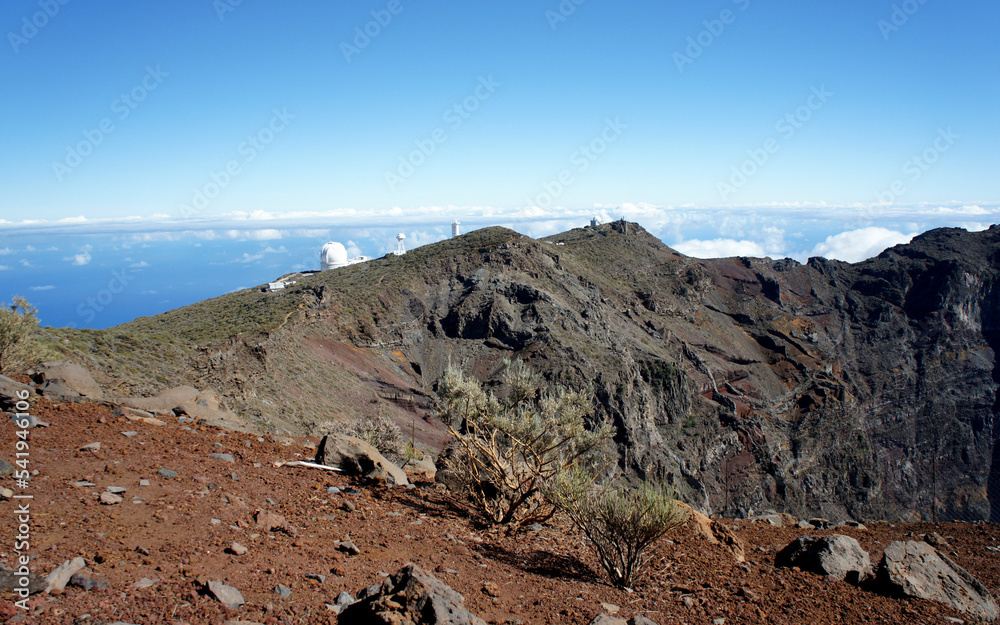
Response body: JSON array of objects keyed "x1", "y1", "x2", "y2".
[
  {"x1": 877, "y1": 540, "x2": 999, "y2": 622},
  {"x1": 338, "y1": 563, "x2": 487, "y2": 625},
  {"x1": 394, "y1": 225, "x2": 1000, "y2": 523},
  {"x1": 315, "y1": 434, "x2": 409, "y2": 486},
  {"x1": 775, "y1": 535, "x2": 872, "y2": 584}
]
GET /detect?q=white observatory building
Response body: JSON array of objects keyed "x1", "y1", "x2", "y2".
[
  {"x1": 452, "y1": 220, "x2": 460, "y2": 237},
  {"x1": 320, "y1": 241, "x2": 369, "y2": 271},
  {"x1": 321, "y1": 241, "x2": 349, "y2": 270},
  {"x1": 394, "y1": 233, "x2": 406, "y2": 256}
]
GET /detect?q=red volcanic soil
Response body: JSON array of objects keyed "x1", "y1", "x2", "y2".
[{"x1": 1, "y1": 398, "x2": 999, "y2": 624}]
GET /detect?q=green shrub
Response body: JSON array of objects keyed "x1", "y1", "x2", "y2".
[
  {"x1": 551, "y1": 471, "x2": 689, "y2": 589},
  {"x1": 438, "y1": 359, "x2": 613, "y2": 529},
  {"x1": 402, "y1": 440, "x2": 424, "y2": 461}
]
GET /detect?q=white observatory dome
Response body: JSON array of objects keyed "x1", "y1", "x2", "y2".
[{"x1": 320, "y1": 241, "x2": 349, "y2": 270}]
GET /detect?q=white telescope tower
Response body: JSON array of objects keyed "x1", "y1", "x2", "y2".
[{"x1": 395, "y1": 233, "x2": 406, "y2": 256}]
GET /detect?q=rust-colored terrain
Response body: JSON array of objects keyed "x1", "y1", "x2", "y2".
[{"x1": 2, "y1": 398, "x2": 998, "y2": 625}]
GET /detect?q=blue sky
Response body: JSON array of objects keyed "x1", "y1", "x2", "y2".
[{"x1": 1, "y1": 1, "x2": 998, "y2": 327}]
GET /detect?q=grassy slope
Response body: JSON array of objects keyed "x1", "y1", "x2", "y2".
[{"x1": 31, "y1": 226, "x2": 530, "y2": 414}]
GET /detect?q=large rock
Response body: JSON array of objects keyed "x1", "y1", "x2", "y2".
[
  {"x1": 338, "y1": 563, "x2": 487, "y2": 625},
  {"x1": 315, "y1": 433, "x2": 409, "y2": 486},
  {"x1": 33, "y1": 362, "x2": 103, "y2": 400},
  {"x1": 0, "y1": 563, "x2": 45, "y2": 594},
  {"x1": 750, "y1": 513, "x2": 785, "y2": 527},
  {"x1": 124, "y1": 387, "x2": 249, "y2": 430},
  {"x1": 207, "y1": 580, "x2": 246, "y2": 610},
  {"x1": 45, "y1": 557, "x2": 87, "y2": 593},
  {"x1": 775, "y1": 534, "x2": 872, "y2": 584},
  {"x1": 677, "y1": 502, "x2": 745, "y2": 563},
  {"x1": 0, "y1": 375, "x2": 34, "y2": 411},
  {"x1": 401, "y1": 457, "x2": 437, "y2": 483},
  {"x1": 123, "y1": 385, "x2": 199, "y2": 413},
  {"x1": 709, "y1": 519, "x2": 746, "y2": 564},
  {"x1": 175, "y1": 388, "x2": 241, "y2": 423},
  {"x1": 877, "y1": 540, "x2": 999, "y2": 621}
]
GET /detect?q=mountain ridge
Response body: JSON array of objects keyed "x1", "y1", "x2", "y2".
[{"x1": 38, "y1": 221, "x2": 1000, "y2": 523}]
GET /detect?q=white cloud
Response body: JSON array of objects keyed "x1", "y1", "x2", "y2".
[
  {"x1": 931, "y1": 204, "x2": 990, "y2": 215},
  {"x1": 0, "y1": 248, "x2": 12, "y2": 255},
  {"x1": 0, "y1": 265, "x2": 7, "y2": 270},
  {"x1": 674, "y1": 238, "x2": 769, "y2": 259},
  {"x1": 958, "y1": 222, "x2": 990, "y2": 232},
  {"x1": 235, "y1": 252, "x2": 264, "y2": 264},
  {"x1": 0, "y1": 202, "x2": 994, "y2": 271},
  {"x1": 289, "y1": 229, "x2": 330, "y2": 238},
  {"x1": 30, "y1": 285, "x2": 55, "y2": 291},
  {"x1": 805, "y1": 227, "x2": 915, "y2": 263},
  {"x1": 226, "y1": 229, "x2": 283, "y2": 241},
  {"x1": 0, "y1": 201, "x2": 990, "y2": 241},
  {"x1": 19, "y1": 259, "x2": 30, "y2": 267},
  {"x1": 345, "y1": 241, "x2": 363, "y2": 258},
  {"x1": 65, "y1": 244, "x2": 93, "y2": 266},
  {"x1": 130, "y1": 261, "x2": 150, "y2": 268},
  {"x1": 761, "y1": 226, "x2": 786, "y2": 254}
]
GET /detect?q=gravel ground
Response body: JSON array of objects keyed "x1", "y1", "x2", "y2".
[{"x1": 1, "y1": 398, "x2": 998, "y2": 624}]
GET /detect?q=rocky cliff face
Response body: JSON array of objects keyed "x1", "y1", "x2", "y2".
[{"x1": 95, "y1": 222, "x2": 1000, "y2": 523}]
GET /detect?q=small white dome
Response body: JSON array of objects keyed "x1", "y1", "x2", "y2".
[{"x1": 321, "y1": 241, "x2": 348, "y2": 270}]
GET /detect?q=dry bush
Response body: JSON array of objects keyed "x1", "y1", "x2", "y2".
[
  {"x1": 0, "y1": 296, "x2": 41, "y2": 376},
  {"x1": 551, "y1": 471, "x2": 689, "y2": 589},
  {"x1": 330, "y1": 412, "x2": 404, "y2": 462},
  {"x1": 438, "y1": 359, "x2": 613, "y2": 530}
]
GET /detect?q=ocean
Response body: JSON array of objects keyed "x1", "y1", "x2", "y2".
[{"x1": 1, "y1": 232, "x2": 367, "y2": 329}]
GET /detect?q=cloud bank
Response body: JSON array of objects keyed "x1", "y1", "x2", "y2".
[
  {"x1": 806, "y1": 227, "x2": 916, "y2": 263},
  {"x1": 0, "y1": 202, "x2": 996, "y2": 265}
]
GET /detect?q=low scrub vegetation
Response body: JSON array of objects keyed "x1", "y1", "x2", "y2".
[
  {"x1": 329, "y1": 412, "x2": 405, "y2": 462},
  {"x1": 0, "y1": 296, "x2": 41, "y2": 376},
  {"x1": 551, "y1": 470, "x2": 689, "y2": 589},
  {"x1": 438, "y1": 359, "x2": 613, "y2": 529}
]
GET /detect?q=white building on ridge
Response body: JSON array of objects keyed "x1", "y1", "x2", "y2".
[{"x1": 320, "y1": 241, "x2": 369, "y2": 271}]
